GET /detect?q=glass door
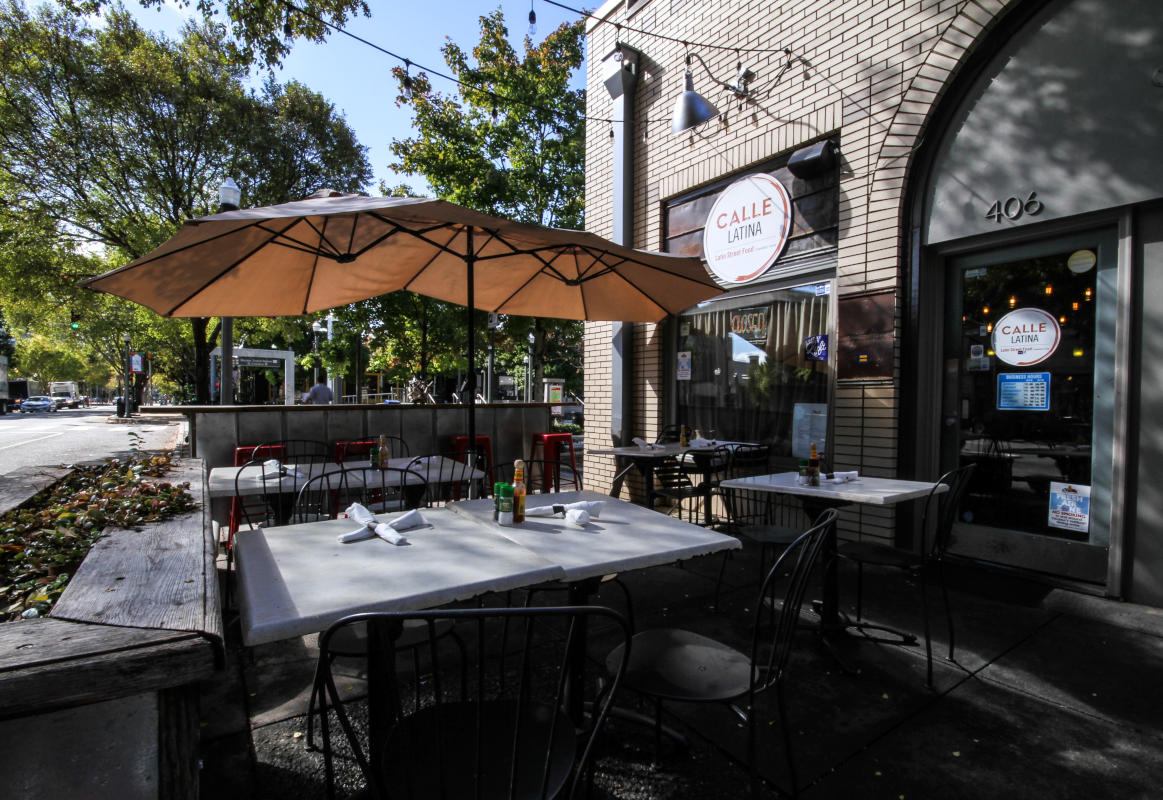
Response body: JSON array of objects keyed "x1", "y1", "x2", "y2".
[{"x1": 942, "y1": 229, "x2": 1117, "y2": 582}]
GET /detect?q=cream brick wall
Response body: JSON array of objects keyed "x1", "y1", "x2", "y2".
[{"x1": 583, "y1": 0, "x2": 1015, "y2": 540}]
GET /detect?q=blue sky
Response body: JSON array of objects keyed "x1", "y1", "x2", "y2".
[{"x1": 128, "y1": 0, "x2": 589, "y2": 194}]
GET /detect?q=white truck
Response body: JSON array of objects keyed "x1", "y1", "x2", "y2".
[{"x1": 48, "y1": 381, "x2": 82, "y2": 409}]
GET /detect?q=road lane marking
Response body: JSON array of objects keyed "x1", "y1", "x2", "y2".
[{"x1": 0, "y1": 432, "x2": 66, "y2": 451}]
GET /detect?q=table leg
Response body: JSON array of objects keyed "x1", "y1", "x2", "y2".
[{"x1": 565, "y1": 578, "x2": 602, "y2": 725}]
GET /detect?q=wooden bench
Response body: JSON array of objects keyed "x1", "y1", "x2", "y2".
[{"x1": 0, "y1": 458, "x2": 220, "y2": 800}]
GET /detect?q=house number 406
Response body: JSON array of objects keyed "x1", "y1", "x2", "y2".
[{"x1": 985, "y1": 192, "x2": 1042, "y2": 223}]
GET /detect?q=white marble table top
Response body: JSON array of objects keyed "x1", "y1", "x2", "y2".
[
  {"x1": 208, "y1": 455, "x2": 484, "y2": 499},
  {"x1": 207, "y1": 460, "x2": 345, "y2": 499},
  {"x1": 588, "y1": 441, "x2": 754, "y2": 459},
  {"x1": 234, "y1": 508, "x2": 563, "y2": 646},
  {"x1": 719, "y1": 472, "x2": 946, "y2": 505},
  {"x1": 447, "y1": 490, "x2": 740, "y2": 583}
]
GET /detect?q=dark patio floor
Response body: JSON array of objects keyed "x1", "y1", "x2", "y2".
[{"x1": 197, "y1": 532, "x2": 1163, "y2": 799}]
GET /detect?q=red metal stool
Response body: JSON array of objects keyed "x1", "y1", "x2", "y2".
[
  {"x1": 529, "y1": 433, "x2": 580, "y2": 491},
  {"x1": 451, "y1": 435, "x2": 493, "y2": 473}
]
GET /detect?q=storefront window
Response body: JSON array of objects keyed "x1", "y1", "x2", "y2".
[{"x1": 676, "y1": 280, "x2": 832, "y2": 458}]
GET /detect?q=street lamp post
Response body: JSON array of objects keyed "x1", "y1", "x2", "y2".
[
  {"x1": 526, "y1": 331, "x2": 535, "y2": 402},
  {"x1": 217, "y1": 178, "x2": 241, "y2": 406},
  {"x1": 122, "y1": 331, "x2": 131, "y2": 417}
]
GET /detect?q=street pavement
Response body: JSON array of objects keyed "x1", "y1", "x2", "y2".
[{"x1": 0, "y1": 405, "x2": 184, "y2": 474}]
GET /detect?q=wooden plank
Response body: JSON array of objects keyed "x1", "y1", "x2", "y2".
[
  {"x1": 0, "y1": 617, "x2": 191, "y2": 672},
  {"x1": 51, "y1": 459, "x2": 223, "y2": 652},
  {"x1": 0, "y1": 465, "x2": 73, "y2": 515},
  {"x1": 0, "y1": 632, "x2": 215, "y2": 720},
  {"x1": 158, "y1": 685, "x2": 201, "y2": 800}
]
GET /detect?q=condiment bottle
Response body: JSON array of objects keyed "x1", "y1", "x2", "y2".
[
  {"x1": 369, "y1": 440, "x2": 379, "y2": 468},
  {"x1": 798, "y1": 458, "x2": 810, "y2": 485},
  {"x1": 378, "y1": 433, "x2": 390, "y2": 466},
  {"x1": 493, "y1": 482, "x2": 505, "y2": 521},
  {"x1": 513, "y1": 460, "x2": 527, "y2": 524},
  {"x1": 497, "y1": 484, "x2": 515, "y2": 526},
  {"x1": 808, "y1": 442, "x2": 820, "y2": 486},
  {"x1": 679, "y1": 425, "x2": 689, "y2": 447}
]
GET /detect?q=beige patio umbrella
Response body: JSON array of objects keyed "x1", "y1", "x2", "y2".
[{"x1": 81, "y1": 192, "x2": 724, "y2": 443}]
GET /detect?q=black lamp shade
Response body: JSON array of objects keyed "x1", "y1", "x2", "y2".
[
  {"x1": 671, "y1": 70, "x2": 719, "y2": 134},
  {"x1": 786, "y1": 140, "x2": 839, "y2": 178}
]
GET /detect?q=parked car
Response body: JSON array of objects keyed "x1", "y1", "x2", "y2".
[{"x1": 20, "y1": 396, "x2": 56, "y2": 413}]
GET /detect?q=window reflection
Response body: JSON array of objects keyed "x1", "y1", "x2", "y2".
[{"x1": 676, "y1": 282, "x2": 831, "y2": 458}]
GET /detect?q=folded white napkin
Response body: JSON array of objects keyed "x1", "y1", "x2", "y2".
[
  {"x1": 337, "y1": 503, "x2": 428, "y2": 545},
  {"x1": 565, "y1": 509, "x2": 590, "y2": 527},
  {"x1": 261, "y1": 459, "x2": 304, "y2": 480},
  {"x1": 688, "y1": 437, "x2": 715, "y2": 448},
  {"x1": 526, "y1": 500, "x2": 605, "y2": 520},
  {"x1": 830, "y1": 471, "x2": 859, "y2": 483},
  {"x1": 631, "y1": 437, "x2": 660, "y2": 450}
]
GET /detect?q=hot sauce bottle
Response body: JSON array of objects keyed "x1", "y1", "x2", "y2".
[{"x1": 513, "y1": 460, "x2": 527, "y2": 524}]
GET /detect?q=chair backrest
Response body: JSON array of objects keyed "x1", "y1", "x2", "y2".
[
  {"x1": 726, "y1": 443, "x2": 771, "y2": 479},
  {"x1": 256, "y1": 439, "x2": 331, "y2": 463},
  {"x1": 334, "y1": 437, "x2": 410, "y2": 463},
  {"x1": 234, "y1": 443, "x2": 286, "y2": 466},
  {"x1": 487, "y1": 458, "x2": 582, "y2": 493},
  {"x1": 654, "y1": 424, "x2": 681, "y2": 444},
  {"x1": 356, "y1": 465, "x2": 431, "y2": 512},
  {"x1": 316, "y1": 605, "x2": 631, "y2": 800},
  {"x1": 923, "y1": 463, "x2": 977, "y2": 558},
  {"x1": 751, "y1": 508, "x2": 838, "y2": 690},
  {"x1": 235, "y1": 454, "x2": 316, "y2": 529},
  {"x1": 291, "y1": 468, "x2": 355, "y2": 524},
  {"x1": 653, "y1": 456, "x2": 693, "y2": 489},
  {"x1": 405, "y1": 452, "x2": 486, "y2": 505}
]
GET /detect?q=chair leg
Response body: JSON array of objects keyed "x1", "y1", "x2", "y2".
[
  {"x1": 305, "y1": 653, "x2": 332, "y2": 750},
  {"x1": 854, "y1": 562, "x2": 865, "y2": 621},
  {"x1": 777, "y1": 682, "x2": 798, "y2": 798},
  {"x1": 937, "y1": 559, "x2": 955, "y2": 662},
  {"x1": 919, "y1": 566, "x2": 934, "y2": 690},
  {"x1": 714, "y1": 550, "x2": 732, "y2": 612}
]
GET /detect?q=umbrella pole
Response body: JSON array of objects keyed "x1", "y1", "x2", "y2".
[{"x1": 466, "y1": 229, "x2": 477, "y2": 498}]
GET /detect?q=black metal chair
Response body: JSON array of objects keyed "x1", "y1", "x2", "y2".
[
  {"x1": 406, "y1": 450, "x2": 487, "y2": 505},
  {"x1": 295, "y1": 467, "x2": 435, "y2": 752},
  {"x1": 317, "y1": 606, "x2": 632, "y2": 800},
  {"x1": 256, "y1": 438, "x2": 332, "y2": 463},
  {"x1": 604, "y1": 510, "x2": 837, "y2": 798},
  {"x1": 837, "y1": 464, "x2": 976, "y2": 689},
  {"x1": 714, "y1": 444, "x2": 807, "y2": 607},
  {"x1": 650, "y1": 456, "x2": 707, "y2": 523}
]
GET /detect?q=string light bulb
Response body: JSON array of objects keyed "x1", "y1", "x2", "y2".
[
  {"x1": 982, "y1": 305, "x2": 990, "y2": 315},
  {"x1": 402, "y1": 60, "x2": 414, "y2": 101},
  {"x1": 528, "y1": 0, "x2": 536, "y2": 37},
  {"x1": 1009, "y1": 295, "x2": 1017, "y2": 308},
  {"x1": 1044, "y1": 285, "x2": 1053, "y2": 295}
]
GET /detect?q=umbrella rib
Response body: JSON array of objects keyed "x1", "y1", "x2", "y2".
[
  {"x1": 159, "y1": 219, "x2": 304, "y2": 317},
  {"x1": 300, "y1": 217, "x2": 332, "y2": 314}
]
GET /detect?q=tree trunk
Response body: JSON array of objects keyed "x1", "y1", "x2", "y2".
[{"x1": 190, "y1": 318, "x2": 213, "y2": 404}]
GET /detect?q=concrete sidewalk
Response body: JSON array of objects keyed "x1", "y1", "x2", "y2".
[{"x1": 198, "y1": 536, "x2": 1163, "y2": 798}]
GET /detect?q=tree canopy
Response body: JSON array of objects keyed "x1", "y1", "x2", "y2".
[
  {"x1": 387, "y1": 9, "x2": 587, "y2": 399},
  {"x1": 0, "y1": 1, "x2": 371, "y2": 400}
]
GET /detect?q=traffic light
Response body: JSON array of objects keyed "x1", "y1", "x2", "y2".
[{"x1": 69, "y1": 311, "x2": 80, "y2": 329}]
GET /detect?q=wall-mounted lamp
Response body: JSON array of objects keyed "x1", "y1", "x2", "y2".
[
  {"x1": 671, "y1": 54, "x2": 721, "y2": 134},
  {"x1": 671, "y1": 52, "x2": 760, "y2": 134}
]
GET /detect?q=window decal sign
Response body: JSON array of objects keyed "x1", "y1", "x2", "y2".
[
  {"x1": 702, "y1": 174, "x2": 793, "y2": 284},
  {"x1": 997, "y1": 372, "x2": 1050, "y2": 411},
  {"x1": 730, "y1": 306, "x2": 769, "y2": 344},
  {"x1": 804, "y1": 334, "x2": 828, "y2": 362},
  {"x1": 991, "y1": 307, "x2": 1061, "y2": 366},
  {"x1": 1048, "y1": 482, "x2": 1090, "y2": 533}
]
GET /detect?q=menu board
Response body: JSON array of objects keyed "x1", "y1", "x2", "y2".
[{"x1": 997, "y1": 372, "x2": 1050, "y2": 411}]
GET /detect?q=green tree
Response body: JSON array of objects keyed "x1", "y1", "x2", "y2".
[
  {"x1": 0, "y1": 3, "x2": 371, "y2": 401},
  {"x1": 388, "y1": 9, "x2": 586, "y2": 401}
]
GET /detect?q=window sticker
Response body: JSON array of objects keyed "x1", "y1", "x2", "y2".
[
  {"x1": 997, "y1": 372, "x2": 1050, "y2": 411},
  {"x1": 676, "y1": 351, "x2": 691, "y2": 381},
  {"x1": 991, "y1": 307, "x2": 1061, "y2": 366},
  {"x1": 1048, "y1": 482, "x2": 1090, "y2": 533}
]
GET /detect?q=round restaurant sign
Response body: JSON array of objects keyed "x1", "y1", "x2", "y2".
[
  {"x1": 991, "y1": 307, "x2": 1061, "y2": 366},
  {"x1": 702, "y1": 174, "x2": 792, "y2": 284}
]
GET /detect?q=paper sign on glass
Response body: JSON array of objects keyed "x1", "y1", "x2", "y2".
[{"x1": 1048, "y1": 482, "x2": 1090, "y2": 533}]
